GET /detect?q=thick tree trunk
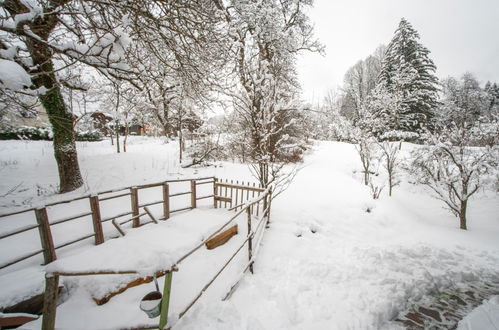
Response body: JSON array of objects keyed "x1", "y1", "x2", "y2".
[
  {"x1": 459, "y1": 200, "x2": 467, "y2": 230},
  {"x1": 39, "y1": 86, "x2": 84, "y2": 193},
  {"x1": 19, "y1": 9, "x2": 83, "y2": 193}
]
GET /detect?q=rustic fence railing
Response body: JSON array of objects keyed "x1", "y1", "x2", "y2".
[
  {"x1": 0, "y1": 176, "x2": 266, "y2": 272},
  {"x1": 41, "y1": 187, "x2": 272, "y2": 330}
]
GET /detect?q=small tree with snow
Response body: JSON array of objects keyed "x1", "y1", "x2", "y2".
[
  {"x1": 353, "y1": 129, "x2": 379, "y2": 186},
  {"x1": 378, "y1": 141, "x2": 402, "y2": 196},
  {"x1": 411, "y1": 125, "x2": 498, "y2": 230}
]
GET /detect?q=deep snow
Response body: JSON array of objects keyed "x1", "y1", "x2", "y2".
[{"x1": 0, "y1": 137, "x2": 498, "y2": 329}]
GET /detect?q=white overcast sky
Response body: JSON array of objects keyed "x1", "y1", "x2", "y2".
[{"x1": 297, "y1": 0, "x2": 499, "y2": 103}]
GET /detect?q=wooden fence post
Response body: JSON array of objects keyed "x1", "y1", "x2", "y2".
[
  {"x1": 190, "y1": 180, "x2": 197, "y2": 209},
  {"x1": 42, "y1": 273, "x2": 59, "y2": 330},
  {"x1": 266, "y1": 188, "x2": 273, "y2": 226},
  {"x1": 130, "y1": 187, "x2": 139, "y2": 227},
  {"x1": 89, "y1": 195, "x2": 104, "y2": 245},
  {"x1": 35, "y1": 208, "x2": 56, "y2": 264},
  {"x1": 158, "y1": 271, "x2": 173, "y2": 330},
  {"x1": 247, "y1": 208, "x2": 253, "y2": 274},
  {"x1": 162, "y1": 183, "x2": 170, "y2": 220},
  {"x1": 213, "y1": 178, "x2": 218, "y2": 209}
]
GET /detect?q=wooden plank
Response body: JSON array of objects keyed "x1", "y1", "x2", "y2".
[
  {"x1": 0, "y1": 223, "x2": 39, "y2": 240},
  {"x1": 214, "y1": 196, "x2": 231, "y2": 203},
  {"x1": 0, "y1": 249, "x2": 44, "y2": 270},
  {"x1": 130, "y1": 187, "x2": 140, "y2": 227},
  {"x1": 213, "y1": 178, "x2": 218, "y2": 209},
  {"x1": 162, "y1": 183, "x2": 170, "y2": 220},
  {"x1": 205, "y1": 225, "x2": 238, "y2": 250},
  {"x1": 247, "y1": 209, "x2": 254, "y2": 273},
  {"x1": 191, "y1": 180, "x2": 197, "y2": 208},
  {"x1": 42, "y1": 274, "x2": 59, "y2": 330},
  {"x1": 92, "y1": 271, "x2": 169, "y2": 305},
  {"x1": 215, "y1": 182, "x2": 265, "y2": 193},
  {"x1": 0, "y1": 314, "x2": 38, "y2": 327},
  {"x1": 35, "y1": 208, "x2": 56, "y2": 264},
  {"x1": 144, "y1": 207, "x2": 158, "y2": 224},
  {"x1": 98, "y1": 192, "x2": 131, "y2": 202},
  {"x1": 112, "y1": 219, "x2": 126, "y2": 236},
  {"x1": 158, "y1": 271, "x2": 173, "y2": 330},
  {"x1": 229, "y1": 180, "x2": 234, "y2": 208},
  {"x1": 234, "y1": 181, "x2": 239, "y2": 211},
  {"x1": 54, "y1": 233, "x2": 95, "y2": 250},
  {"x1": 89, "y1": 195, "x2": 104, "y2": 245}
]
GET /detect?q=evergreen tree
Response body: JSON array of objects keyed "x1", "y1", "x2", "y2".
[
  {"x1": 484, "y1": 81, "x2": 499, "y2": 119},
  {"x1": 377, "y1": 18, "x2": 439, "y2": 132}
]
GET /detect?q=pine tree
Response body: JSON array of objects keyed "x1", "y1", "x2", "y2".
[{"x1": 378, "y1": 18, "x2": 439, "y2": 132}]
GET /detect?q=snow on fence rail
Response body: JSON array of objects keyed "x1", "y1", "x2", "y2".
[
  {"x1": 41, "y1": 187, "x2": 272, "y2": 329},
  {"x1": 0, "y1": 177, "x2": 266, "y2": 272}
]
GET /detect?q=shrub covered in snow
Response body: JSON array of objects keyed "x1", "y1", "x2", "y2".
[
  {"x1": 0, "y1": 126, "x2": 103, "y2": 141},
  {"x1": 410, "y1": 125, "x2": 498, "y2": 230}
]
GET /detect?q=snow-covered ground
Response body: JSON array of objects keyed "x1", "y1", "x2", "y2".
[{"x1": 1, "y1": 137, "x2": 498, "y2": 329}]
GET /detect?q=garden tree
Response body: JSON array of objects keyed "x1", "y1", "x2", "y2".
[
  {"x1": 353, "y1": 129, "x2": 378, "y2": 186},
  {"x1": 0, "y1": 0, "x2": 223, "y2": 193},
  {"x1": 213, "y1": 0, "x2": 322, "y2": 192},
  {"x1": 341, "y1": 45, "x2": 385, "y2": 122},
  {"x1": 439, "y1": 73, "x2": 490, "y2": 128},
  {"x1": 411, "y1": 125, "x2": 498, "y2": 230},
  {"x1": 379, "y1": 141, "x2": 401, "y2": 196},
  {"x1": 377, "y1": 18, "x2": 439, "y2": 133},
  {"x1": 484, "y1": 81, "x2": 499, "y2": 120}
]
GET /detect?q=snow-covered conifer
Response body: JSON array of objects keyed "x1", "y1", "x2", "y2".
[{"x1": 377, "y1": 18, "x2": 439, "y2": 133}]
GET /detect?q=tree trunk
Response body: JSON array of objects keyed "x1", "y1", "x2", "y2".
[
  {"x1": 39, "y1": 86, "x2": 84, "y2": 193},
  {"x1": 26, "y1": 34, "x2": 83, "y2": 193},
  {"x1": 459, "y1": 200, "x2": 467, "y2": 230},
  {"x1": 116, "y1": 124, "x2": 120, "y2": 153},
  {"x1": 124, "y1": 122, "x2": 128, "y2": 153}
]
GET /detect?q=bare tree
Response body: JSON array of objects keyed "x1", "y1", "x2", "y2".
[
  {"x1": 411, "y1": 125, "x2": 497, "y2": 230},
  {"x1": 213, "y1": 0, "x2": 321, "y2": 193},
  {"x1": 379, "y1": 141, "x2": 402, "y2": 196},
  {"x1": 0, "y1": 0, "x2": 223, "y2": 192}
]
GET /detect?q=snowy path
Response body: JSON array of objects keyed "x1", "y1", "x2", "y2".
[
  {"x1": 3, "y1": 139, "x2": 498, "y2": 329},
  {"x1": 174, "y1": 142, "x2": 499, "y2": 330}
]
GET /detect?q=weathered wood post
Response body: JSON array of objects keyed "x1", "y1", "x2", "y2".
[
  {"x1": 158, "y1": 271, "x2": 173, "y2": 329},
  {"x1": 130, "y1": 187, "x2": 139, "y2": 227},
  {"x1": 162, "y1": 183, "x2": 170, "y2": 220},
  {"x1": 42, "y1": 273, "x2": 59, "y2": 329},
  {"x1": 246, "y1": 208, "x2": 253, "y2": 274},
  {"x1": 35, "y1": 208, "x2": 56, "y2": 264},
  {"x1": 266, "y1": 188, "x2": 273, "y2": 226},
  {"x1": 213, "y1": 178, "x2": 218, "y2": 209},
  {"x1": 190, "y1": 180, "x2": 197, "y2": 209},
  {"x1": 89, "y1": 195, "x2": 104, "y2": 245}
]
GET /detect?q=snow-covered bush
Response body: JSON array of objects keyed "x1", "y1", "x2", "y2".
[
  {"x1": 0, "y1": 126, "x2": 102, "y2": 141},
  {"x1": 410, "y1": 125, "x2": 498, "y2": 230},
  {"x1": 0, "y1": 126, "x2": 52, "y2": 140}
]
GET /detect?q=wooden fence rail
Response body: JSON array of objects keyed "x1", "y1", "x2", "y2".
[
  {"x1": 42, "y1": 187, "x2": 272, "y2": 330},
  {"x1": 0, "y1": 177, "x2": 266, "y2": 272}
]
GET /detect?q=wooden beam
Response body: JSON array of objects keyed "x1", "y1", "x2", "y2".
[
  {"x1": 35, "y1": 208, "x2": 56, "y2": 264},
  {"x1": 205, "y1": 225, "x2": 238, "y2": 250},
  {"x1": 214, "y1": 196, "x2": 231, "y2": 203},
  {"x1": 162, "y1": 183, "x2": 170, "y2": 220},
  {"x1": 190, "y1": 180, "x2": 197, "y2": 209},
  {"x1": 158, "y1": 272, "x2": 173, "y2": 330},
  {"x1": 89, "y1": 195, "x2": 104, "y2": 245},
  {"x1": 130, "y1": 187, "x2": 139, "y2": 227},
  {"x1": 42, "y1": 274, "x2": 59, "y2": 330},
  {"x1": 0, "y1": 314, "x2": 38, "y2": 327}
]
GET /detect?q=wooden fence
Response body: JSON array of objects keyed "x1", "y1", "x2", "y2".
[
  {"x1": 0, "y1": 177, "x2": 266, "y2": 272},
  {"x1": 41, "y1": 186, "x2": 272, "y2": 329}
]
